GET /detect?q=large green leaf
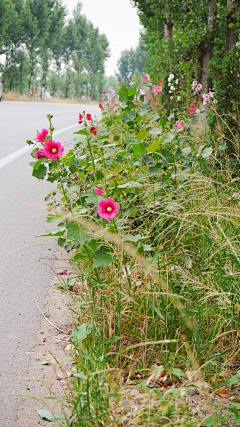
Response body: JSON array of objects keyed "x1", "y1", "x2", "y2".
[
  {"x1": 135, "y1": 130, "x2": 147, "y2": 141},
  {"x1": 66, "y1": 222, "x2": 88, "y2": 245},
  {"x1": 32, "y1": 164, "x2": 47, "y2": 179},
  {"x1": 92, "y1": 247, "x2": 115, "y2": 268},
  {"x1": 118, "y1": 85, "x2": 128, "y2": 102},
  {"x1": 71, "y1": 323, "x2": 93, "y2": 343},
  {"x1": 146, "y1": 139, "x2": 162, "y2": 153},
  {"x1": 132, "y1": 143, "x2": 145, "y2": 155}
]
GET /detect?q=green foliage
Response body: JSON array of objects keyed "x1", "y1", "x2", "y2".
[
  {"x1": 116, "y1": 40, "x2": 148, "y2": 84},
  {"x1": 27, "y1": 78, "x2": 240, "y2": 425}
]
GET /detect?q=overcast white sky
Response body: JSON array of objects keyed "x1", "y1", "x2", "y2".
[{"x1": 63, "y1": 0, "x2": 141, "y2": 76}]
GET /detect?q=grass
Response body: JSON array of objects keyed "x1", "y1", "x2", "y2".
[{"x1": 2, "y1": 91, "x2": 98, "y2": 104}]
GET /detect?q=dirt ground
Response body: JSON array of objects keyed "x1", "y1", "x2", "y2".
[{"x1": 16, "y1": 255, "x2": 73, "y2": 427}]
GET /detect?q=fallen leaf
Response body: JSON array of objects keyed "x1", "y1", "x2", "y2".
[
  {"x1": 146, "y1": 366, "x2": 166, "y2": 387},
  {"x1": 64, "y1": 344, "x2": 74, "y2": 351},
  {"x1": 37, "y1": 359, "x2": 49, "y2": 365},
  {"x1": 216, "y1": 388, "x2": 230, "y2": 399},
  {"x1": 35, "y1": 409, "x2": 61, "y2": 421},
  {"x1": 185, "y1": 370, "x2": 198, "y2": 382}
]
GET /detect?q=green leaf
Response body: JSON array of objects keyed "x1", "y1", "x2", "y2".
[
  {"x1": 73, "y1": 129, "x2": 88, "y2": 136},
  {"x1": 118, "y1": 86, "x2": 129, "y2": 102},
  {"x1": 32, "y1": 164, "x2": 47, "y2": 179},
  {"x1": 92, "y1": 247, "x2": 115, "y2": 268},
  {"x1": 68, "y1": 135, "x2": 86, "y2": 144},
  {"x1": 117, "y1": 290, "x2": 139, "y2": 305},
  {"x1": 146, "y1": 139, "x2": 162, "y2": 153},
  {"x1": 128, "y1": 86, "x2": 136, "y2": 97},
  {"x1": 71, "y1": 323, "x2": 93, "y2": 343},
  {"x1": 66, "y1": 222, "x2": 88, "y2": 245},
  {"x1": 123, "y1": 234, "x2": 146, "y2": 242},
  {"x1": 63, "y1": 151, "x2": 75, "y2": 167},
  {"x1": 201, "y1": 147, "x2": 213, "y2": 159},
  {"x1": 218, "y1": 141, "x2": 227, "y2": 151},
  {"x1": 37, "y1": 228, "x2": 66, "y2": 237},
  {"x1": 172, "y1": 368, "x2": 187, "y2": 378},
  {"x1": 132, "y1": 143, "x2": 146, "y2": 155},
  {"x1": 136, "y1": 130, "x2": 146, "y2": 141},
  {"x1": 35, "y1": 409, "x2": 61, "y2": 422},
  {"x1": 26, "y1": 139, "x2": 34, "y2": 145}
]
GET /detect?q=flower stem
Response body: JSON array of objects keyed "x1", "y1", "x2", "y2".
[{"x1": 87, "y1": 137, "x2": 97, "y2": 184}]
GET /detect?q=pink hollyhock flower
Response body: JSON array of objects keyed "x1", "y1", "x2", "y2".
[
  {"x1": 35, "y1": 150, "x2": 46, "y2": 159},
  {"x1": 36, "y1": 129, "x2": 49, "y2": 142},
  {"x1": 102, "y1": 91, "x2": 105, "y2": 94},
  {"x1": 57, "y1": 270, "x2": 69, "y2": 276},
  {"x1": 112, "y1": 175, "x2": 116, "y2": 178},
  {"x1": 90, "y1": 126, "x2": 97, "y2": 135},
  {"x1": 144, "y1": 75, "x2": 149, "y2": 81},
  {"x1": 159, "y1": 79, "x2": 163, "y2": 84},
  {"x1": 197, "y1": 83, "x2": 202, "y2": 91},
  {"x1": 78, "y1": 113, "x2": 83, "y2": 124},
  {"x1": 98, "y1": 198, "x2": 119, "y2": 220},
  {"x1": 99, "y1": 103, "x2": 103, "y2": 109},
  {"x1": 176, "y1": 120, "x2": 184, "y2": 130},
  {"x1": 86, "y1": 114, "x2": 92, "y2": 121},
  {"x1": 43, "y1": 140, "x2": 64, "y2": 160},
  {"x1": 95, "y1": 185, "x2": 105, "y2": 196},
  {"x1": 191, "y1": 104, "x2": 196, "y2": 110},
  {"x1": 211, "y1": 105, "x2": 214, "y2": 110},
  {"x1": 150, "y1": 100, "x2": 156, "y2": 107},
  {"x1": 192, "y1": 81, "x2": 197, "y2": 87},
  {"x1": 156, "y1": 85, "x2": 162, "y2": 93},
  {"x1": 109, "y1": 86, "x2": 112, "y2": 91},
  {"x1": 152, "y1": 89, "x2": 157, "y2": 97}
]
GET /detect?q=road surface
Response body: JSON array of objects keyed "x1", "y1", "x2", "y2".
[{"x1": 0, "y1": 101, "x2": 100, "y2": 426}]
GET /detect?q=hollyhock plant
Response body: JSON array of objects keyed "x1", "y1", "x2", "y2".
[
  {"x1": 86, "y1": 114, "x2": 92, "y2": 121},
  {"x1": 95, "y1": 185, "x2": 105, "y2": 196},
  {"x1": 78, "y1": 113, "x2": 83, "y2": 124},
  {"x1": 176, "y1": 120, "x2": 184, "y2": 130},
  {"x1": 98, "y1": 198, "x2": 119, "y2": 220},
  {"x1": 35, "y1": 150, "x2": 46, "y2": 159},
  {"x1": 43, "y1": 140, "x2": 64, "y2": 160},
  {"x1": 36, "y1": 129, "x2": 49, "y2": 142},
  {"x1": 90, "y1": 126, "x2": 97, "y2": 135}
]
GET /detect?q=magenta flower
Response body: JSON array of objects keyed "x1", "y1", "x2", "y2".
[
  {"x1": 144, "y1": 75, "x2": 149, "y2": 82},
  {"x1": 98, "y1": 198, "x2": 119, "y2": 220},
  {"x1": 176, "y1": 120, "x2": 184, "y2": 130},
  {"x1": 197, "y1": 83, "x2": 202, "y2": 91},
  {"x1": 90, "y1": 126, "x2": 97, "y2": 135},
  {"x1": 159, "y1": 79, "x2": 163, "y2": 84},
  {"x1": 57, "y1": 270, "x2": 69, "y2": 276},
  {"x1": 43, "y1": 140, "x2": 64, "y2": 160},
  {"x1": 35, "y1": 150, "x2": 46, "y2": 159},
  {"x1": 150, "y1": 100, "x2": 156, "y2": 107},
  {"x1": 86, "y1": 114, "x2": 92, "y2": 121},
  {"x1": 36, "y1": 128, "x2": 49, "y2": 142},
  {"x1": 95, "y1": 185, "x2": 105, "y2": 196},
  {"x1": 156, "y1": 85, "x2": 162, "y2": 93}
]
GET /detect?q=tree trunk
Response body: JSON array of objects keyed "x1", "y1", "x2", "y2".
[
  {"x1": 201, "y1": 0, "x2": 217, "y2": 92},
  {"x1": 162, "y1": 1, "x2": 173, "y2": 40},
  {"x1": 20, "y1": 63, "x2": 22, "y2": 94},
  {"x1": 226, "y1": 0, "x2": 238, "y2": 52},
  {"x1": 164, "y1": 23, "x2": 173, "y2": 39}
]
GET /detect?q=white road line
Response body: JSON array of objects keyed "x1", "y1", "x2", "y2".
[{"x1": 0, "y1": 123, "x2": 79, "y2": 170}]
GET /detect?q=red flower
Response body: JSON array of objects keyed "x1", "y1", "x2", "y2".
[
  {"x1": 95, "y1": 185, "x2": 105, "y2": 195},
  {"x1": 102, "y1": 91, "x2": 105, "y2": 94},
  {"x1": 36, "y1": 128, "x2": 49, "y2": 143},
  {"x1": 34, "y1": 150, "x2": 46, "y2": 159},
  {"x1": 98, "y1": 198, "x2": 119, "y2": 220},
  {"x1": 43, "y1": 140, "x2": 64, "y2": 160},
  {"x1": 86, "y1": 114, "x2": 92, "y2": 121},
  {"x1": 90, "y1": 126, "x2": 97, "y2": 135},
  {"x1": 99, "y1": 103, "x2": 103, "y2": 109},
  {"x1": 78, "y1": 113, "x2": 83, "y2": 124}
]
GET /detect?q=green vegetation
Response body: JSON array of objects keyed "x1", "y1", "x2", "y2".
[
  {"x1": 0, "y1": 0, "x2": 110, "y2": 100},
  {"x1": 25, "y1": 0, "x2": 240, "y2": 425}
]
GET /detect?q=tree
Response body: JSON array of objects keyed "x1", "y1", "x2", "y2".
[{"x1": 116, "y1": 41, "x2": 147, "y2": 83}]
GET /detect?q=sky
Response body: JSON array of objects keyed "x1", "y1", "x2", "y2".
[{"x1": 63, "y1": 0, "x2": 142, "y2": 76}]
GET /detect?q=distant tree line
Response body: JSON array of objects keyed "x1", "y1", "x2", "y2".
[{"x1": 0, "y1": 0, "x2": 110, "y2": 100}]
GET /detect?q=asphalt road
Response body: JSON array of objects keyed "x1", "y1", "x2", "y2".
[{"x1": 0, "y1": 101, "x2": 100, "y2": 426}]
